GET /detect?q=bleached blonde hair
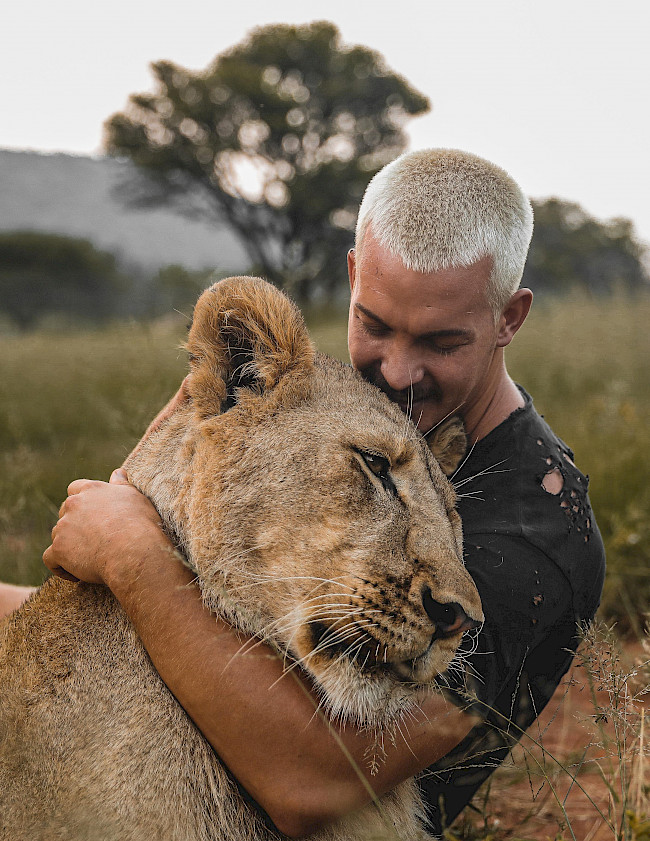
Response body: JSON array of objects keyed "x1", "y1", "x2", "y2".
[{"x1": 355, "y1": 148, "x2": 534, "y2": 314}]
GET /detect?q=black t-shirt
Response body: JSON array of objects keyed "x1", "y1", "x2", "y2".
[{"x1": 418, "y1": 388, "x2": 606, "y2": 836}]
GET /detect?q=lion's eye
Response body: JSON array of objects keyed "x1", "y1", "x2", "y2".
[
  {"x1": 362, "y1": 452, "x2": 389, "y2": 476},
  {"x1": 355, "y1": 450, "x2": 397, "y2": 496}
]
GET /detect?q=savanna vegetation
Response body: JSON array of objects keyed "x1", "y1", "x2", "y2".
[
  {"x1": 104, "y1": 20, "x2": 429, "y2": 300},
  {"x1": 0, "y1": 232, "x2": 129, "y2": 329},
  {"x1": 2, "y1": 293, "x2": 647, "y2": 633},
  {"x1": 2, "y1": 19, "x2": 648, "y2": 840},
  {"x1": 2, "y1": 23, "x2": 648, "y2": 331}
]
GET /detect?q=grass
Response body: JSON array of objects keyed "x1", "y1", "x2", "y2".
[
  {"x1": 506, "y1": 294, "x2": 650, "y2": 634},
  {"x1": 444, "y1": 621, "x2": 649, "y2": 840},
  {"x1": 0, "y1": 319, "x2": 187, "y2": 584},
  {"x1": 1, "y1": 293, "x2": 649, "y2": 626}
]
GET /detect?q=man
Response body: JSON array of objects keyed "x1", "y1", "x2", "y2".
[{"x1": 6, "y1": 149, "x2": 605, "y2": 837}]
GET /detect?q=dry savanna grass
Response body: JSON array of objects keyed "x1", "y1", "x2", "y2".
[
  {"x1": 445, "y1": 621, "x2": 649, "y2": 841},
  {"x1": 1, "y1": 291, "x2": 649, "y2": 838},
  {"x1": 0, "y1": 319, "x2": 187, "y2": 584}
]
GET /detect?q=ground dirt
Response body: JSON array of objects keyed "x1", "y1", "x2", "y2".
[{"x1": 449, "y1": 641, "x2": 649, "y2": 841}]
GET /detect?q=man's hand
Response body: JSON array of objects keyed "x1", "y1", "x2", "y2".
[{"x1": 43, "y1": 470, "x2": 171, "y2": 587}]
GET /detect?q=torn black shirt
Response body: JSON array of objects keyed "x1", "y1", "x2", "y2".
[{"x1": 418, "y1": 387, "x2": 606, "y2": 836}]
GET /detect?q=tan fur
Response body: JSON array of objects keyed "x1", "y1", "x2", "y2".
[{"x1": 0, "y1": 277, "x2": 482, "y2": 841}]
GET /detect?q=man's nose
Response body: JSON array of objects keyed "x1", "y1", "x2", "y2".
[{"x1": 380, "y1": 347, "x2": 425, "y2": 393}]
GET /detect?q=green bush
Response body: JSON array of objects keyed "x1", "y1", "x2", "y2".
[{"x1": 0, "y1": 231, "x2": 128, "y2": 328}]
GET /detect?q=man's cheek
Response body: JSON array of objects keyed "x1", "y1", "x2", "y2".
[{"x1": 348, "y1": 336, "x2": 376, "y2": 371}]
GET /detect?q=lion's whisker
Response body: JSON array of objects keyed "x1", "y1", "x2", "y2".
[
  {"x1": 266, "y1": 627, "x2": 373, "y2": 688},
  {"x1": 231, "y1": 575, "x2": 355, "y2": 594},
  {"x1": 310, "y1": 622, "x2": 379, "y2": 651},
  {"x1": 236, "y1": 570, "x2": 352, "y2": 586},
  {"x1": 298, "y1": 593, "x2": 366, "y2": 607},
  {"x1": 231, "y1": 600, "x2": 364, "y2": 636},
  {"x1": 317, "y1": 626, "x2": 384, "y2": 676},
  {"x1": 200, "y1": 544, "x2": 269, "y2": 577},
  {"x1": 422, "y1": 402, "x2": 464, "y2": 440},
  {"x1": 271, "y1": 612, "x2": 370, "y2": 645},
  {"x1": 447, "y1": 432, "x2": 478, "y2": 478},
  {"x1": 394, "y1": 718, "x2": 419, "y2": 761},
  {"x1": 261, "y1": 610, "x2": 379, "y2": 659},
  {"x1": 312, "y1": 626, "x2": 375, "y2": 661},
  {"x1": 251, "y1": 606, "x2": 365, "y2": 643},
  {"x1": 452, "y1": 459, "x2": 512, "y2": 489}
]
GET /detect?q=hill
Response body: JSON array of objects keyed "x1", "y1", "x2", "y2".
[{"x1": 0, "y1": 149, "x2": 247, "y2": 271}]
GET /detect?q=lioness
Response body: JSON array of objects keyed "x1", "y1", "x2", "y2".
[{"x1": 0, "y1": 277, "x2": 482, "y2": 841}]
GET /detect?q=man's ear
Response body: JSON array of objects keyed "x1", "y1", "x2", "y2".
[
  {"x1": 426, "y1": 416, "x2": 468, "y2": 477},
  {"x1": 347, "y1": 249, "x2": 356, "y2": 292},
  {"x1": 496, "y1": 288, "x2": 533, "y2": 348}
]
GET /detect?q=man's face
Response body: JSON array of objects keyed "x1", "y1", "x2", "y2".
[{"x1": 347, "y1": 231, "x2": 502, "y2": 435}]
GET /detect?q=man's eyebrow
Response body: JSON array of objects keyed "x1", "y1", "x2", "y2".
[
  {"x1": 354, "y1": 303, "x2": 389, "y2": 326},
  {"x1": 354, "y1": 303, "x2": 474, "y2": 340}
]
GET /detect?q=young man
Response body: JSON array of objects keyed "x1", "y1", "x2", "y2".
[{"x1": 10, "y1": 149, "x2": 605, "y2": 837}]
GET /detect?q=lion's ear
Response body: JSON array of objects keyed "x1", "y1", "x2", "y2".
[
  {"x1": 186, "y1": 276, "x2": 315, "y2": 418},
  {"x1": 426, "y1": 416, "x2": 468, "y2": 477}
]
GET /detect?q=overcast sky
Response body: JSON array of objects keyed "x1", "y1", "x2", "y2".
[{"x1": 4, "y1": 0, "x2": 649, "y2": 244}]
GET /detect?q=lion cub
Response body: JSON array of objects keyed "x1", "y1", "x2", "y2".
[{"x1": 0, "y1": 277, "x2": 482, "y2": 841}]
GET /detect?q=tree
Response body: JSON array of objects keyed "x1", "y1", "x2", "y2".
[
  {"x1": 155, "y1": 264, "x2": 219, "y2": 317},
  {"x1": 0, "y1": 232, "x2": 127, "y2": 329},
  {"x1": 524, "y1": 199, "x2": 649, "y2": 296},
  {"x1": 104, "y1": 21, "x2": 429, "y2": 301}
]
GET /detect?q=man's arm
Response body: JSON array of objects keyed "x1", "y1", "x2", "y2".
[{"x1": 44, "y1": 475, "x2": 478, "y2": 837}]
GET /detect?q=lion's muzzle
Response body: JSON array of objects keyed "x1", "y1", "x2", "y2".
[{"x1": 422, "y1": 588, "x2": 481, "y2": 639}]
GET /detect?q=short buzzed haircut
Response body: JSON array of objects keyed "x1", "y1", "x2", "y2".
[{"x1": 355, "y1": 149, "x2": 534, "y2": 313}]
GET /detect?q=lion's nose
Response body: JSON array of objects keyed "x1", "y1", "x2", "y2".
[{"x1": 422, "y1": 587, "x2": 481, "y2": 639}]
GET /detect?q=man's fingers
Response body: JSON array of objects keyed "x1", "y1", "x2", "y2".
[
  {"x1": 67, "y1": 478, "x2": 96, "y2": 496},
  {"x1": 43, "y1": 539, "x2": 57, "y2": 569},
  {"x1": 54, "y1": 568, "x2": 80, "y2": 583},
  {"x1": 42, "y1": 546, "x2": 79, "y2": 582},
  {"x1": 110, "y1": 468, "x2": 130, "y2": 485}
]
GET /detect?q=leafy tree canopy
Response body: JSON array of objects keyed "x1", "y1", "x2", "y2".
[
  {"x1": 105, "y1": 21, "x2": 429, "y2": 300},
  {"x1": 0, "y1": 232, "x2": 127, "y2": 329},
  {"x1": 154, "y1": 264, "x2": 220, "y2": 317},
  {"x1": 524, "y1": 199, "x2": 649, "y2": 296}
]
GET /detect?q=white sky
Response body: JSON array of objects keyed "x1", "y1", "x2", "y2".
[{"x1": 3, "y1": 0, "x2": 649, "y2": 244}]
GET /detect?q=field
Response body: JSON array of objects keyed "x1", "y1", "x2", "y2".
[{"x1": 1, "y1": 293, "x2": 649, "y2": 838}]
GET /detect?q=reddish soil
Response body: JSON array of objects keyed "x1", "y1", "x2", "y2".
[{"x1": 449, "y1": 639, "x2": 649, "y2": 840}]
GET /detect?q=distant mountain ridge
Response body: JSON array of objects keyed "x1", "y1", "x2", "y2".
[{"x1": 0, "y1": 149, "x2": 247, "y2": 271}]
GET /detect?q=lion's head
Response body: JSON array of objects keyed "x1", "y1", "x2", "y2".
[{"x1": 126, "y1": 277, "x2": 483, "y2": 725}]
